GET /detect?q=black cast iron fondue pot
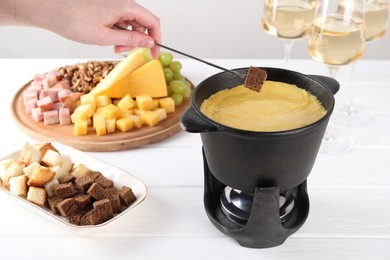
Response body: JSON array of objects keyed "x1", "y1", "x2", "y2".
[{"x1": 180, "y1": 67, "x2": 339, "y2": 192}]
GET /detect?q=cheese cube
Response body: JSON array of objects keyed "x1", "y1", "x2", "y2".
[
  {"x1": 74, "y1": 120, "x2": 88, "y2": 136},
  {"x1": 152, "y1": 99, "x2": 159, "y2": 109},
  {"x1": 141, "y1": 111, "x2": 159, "y2": 127},
  {"x1": 159, "y1": 97, "x2": 175, "y2": 113},
  {"x1": 117, "y1": 109, "x2": 134, "y2": 119},
  {"x1": 105, "y1": 119, "x2": 116, "y2": 134},
  {"x1": 94, "y1": 113, "x2": 107, "y2": 136},
  {"x1": 117, "y1": 94, "x2": 135, "y2": 110},
  {"x1": 80, "y1": 94, "x2": 96, "y2": 111},
  {"x1": 102, "y1": 104, "x2": 120, "y2": 119},
  {"x1": 136, "y1": 95, "x2": 153, "y2": 111},
  {"x1": 153, "y1": 108, "x2": 167, "y2": 122},
  {"x1": 125, "y1": 115, "x2": 143, "y2": 128},
  {"x1": 95, "y1": 95, "x2": 112, "y2": 107},
  {"x1": 116, "y1": 118, "x2": 133, "y2": 132},
  {"x1": 134, "y1": 109, "x2": 146, "y2": 117}
]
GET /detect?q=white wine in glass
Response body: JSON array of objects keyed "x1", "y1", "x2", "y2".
[
  {"x1": 332, "y1": 0, "x2": 388, "y2": 127},
  {"x1": 262, "y1": 0, "x2": 319, "y2": 63},
  {"x1": 308, "y1": 0, "x2": 366, "y2": 154}
]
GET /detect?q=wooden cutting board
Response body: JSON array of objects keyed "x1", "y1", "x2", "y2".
[{"x1": 11, "y1": 80, "x2": 193, "y2": 152}]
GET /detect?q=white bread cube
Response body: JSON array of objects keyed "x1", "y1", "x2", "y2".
[
  {"x1": 3, "y1": 160, "x2": 26, "y2": 189},
  {"x1": 41, "y1": 150, "x2": 73, "y2": 178},
  {"x1": 45, "y1": 178, "x2": 59, "y2": 198},
  {"x1": 23, "y1": 161, "x2": 41, "y2": 178},
  {"x1": 27, "y1": 186, "x2": 47, "y2": 206},
  {"x1": 34, "y1": 143, "x2": 59, "y2": 157},
  {"x1": 0, "y1": 159, "x2": 14, "y2": 182},
  {"x1": 27, "y1": 165, "x2": 55, "y2": 187},
  {"x1": 18, "y1": 143, "x2": 42, "y2": 166},
  {"x1": 9, "y1": 175, "x2": 28, "y2": 196},
  {"x1": 71, "y1": 163, "x2": 91, "y2": 179}
]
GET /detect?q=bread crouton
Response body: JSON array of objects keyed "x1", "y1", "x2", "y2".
[
  {"x1": 27, "y1": 165, "x2": 55, "y2": 187},
  {"x1": 71, "y1": 163, "x2": 91, "y2": 179},
  {"x1": 35, "y1": 143, "x2": 59, "y2": 157},
  {"x1": 0, "y1": 159, "x2": 14, "y2": 182},
  {"x1": 18, "y1": 143, "x2": 42, "y2": 166},
  {"x1": 3, "y1": 160, "x2": 26, "y2": 189},
  {"x1": 9, "y1": 175, "x2": 29, "y2": 196},
  {"x1": 22, "y1": 161, "x2": 40, "y2": 178},
  {"x1": 44, "y1": 178, "x2": 59, "y2": 198},
  {"x1": 27, "y1": 186, "x2": 47, "y2": 206},
  {"x1": 41, "y1": 149, "x2": 74, "y2": 179}
]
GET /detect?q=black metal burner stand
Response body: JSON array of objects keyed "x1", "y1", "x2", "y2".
[{"x1": 203, "y1": 150, "x2": 310, "y2": 248}]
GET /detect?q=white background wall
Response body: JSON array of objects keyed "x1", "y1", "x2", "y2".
[{"x1": 0, "y1": 0, "x2": 389, "y2": 60}]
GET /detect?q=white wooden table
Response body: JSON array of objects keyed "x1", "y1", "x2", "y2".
[{"x1": 0, "y1": 58, "x2": 389, "y2": 259}]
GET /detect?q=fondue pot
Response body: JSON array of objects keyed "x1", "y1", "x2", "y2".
[{"x1": 180, "y1": 67, "x2": 339, "y2": 248}]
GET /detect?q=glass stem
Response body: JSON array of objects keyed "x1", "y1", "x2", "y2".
[
  {"x1": 283, "y1": 41, "x2": 294, "y2": 64},
  {"x1": 345, "y1": 63, "x2": 356, "y2": 110}
]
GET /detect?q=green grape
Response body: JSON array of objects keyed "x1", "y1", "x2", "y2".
[
  {"x1": 167, "y1": 86, "x2": 174, "y2": 96},
  {"x1": 158, "y1": 52, "x2": 173, "y2": 67},
  {"x1": 171, "y1": 93, "x2": 183, "y2": 106},
  {"x1": 172, "y1": 72, "x2": 185, "y2": 81},
  {"x1": 181, "y1": 85, "x2": 191, "y2": 99},
  {"x1": 169, "y1": 61, "x2": 182, "y2": 73},
  {"x1": 139, "y1": 48, "x2": 152, "y2": 62},
  {"x1": 170, "y1": 80, "x2": 186, "y2": 94},
  {"x1": 163, "y1": 68, "x2": 173, "y2": 84}
]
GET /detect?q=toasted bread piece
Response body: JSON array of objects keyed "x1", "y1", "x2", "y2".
[
  {"x1": 9, "y1": 175, "x2": 29, "y2": 196},
  {"x1": 27, "y1": 186, "x2": 47, "y2": 206},
  {"x1": 18, "y1": 143, "x2": 42, "y2": 166},
  {"x1": 22, "y1": 161, "x2": 40, "y2": 178},
  {"x1": 41, "y1": 149, "x2": 74, "y2": 179},
  {"x1": 72, "y1": 163, "x2": 91, "y2": 179},
  {"x1": 0, "y1": 159, "x2": 14, "y2": 182},
  {"x1": 244, "y1": 66, "x2": 267, "y2": 92},
  {"x1": 27, "y1": 165, "x2": 55, "y2": 187},
  {"x1": 45, "y1": 178, "x2": 60, "y2": 198},
  {"x1": 3, "y1": 160, "x2": 26, "y2": 189},
  {"x1": 35, "y1": 143, "x2": 59, "y2": 157}
]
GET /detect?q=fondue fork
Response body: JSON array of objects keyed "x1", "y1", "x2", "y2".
[{"x1": 155, "y1": 43, "x2": 247, "y2": 81}]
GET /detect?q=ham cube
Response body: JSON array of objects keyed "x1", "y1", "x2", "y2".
[
  {"x1": 25, "y1": 99, "x2": 37, "y2": 114},
  {"x1": 59, "y1": 108, "x2": 71, "y2": 125},
  {"x1": 23, "y1": 89, "x2": 39, "y2": 104},
  {"x1": 37, "y1": 96, "x2": 55, "y2": 112},
  {"x1": 47, "y1": 70, "x2": 63, "y2": 81},
  {"x1": 42, "y1": 77, "x2": 58, "y2": 89},
  {"x1": 33, "y1": 73, "x2": 46, "y2": 82},
  {"x1": 39, "y1": 89, "x2": 59, "y2": 102},
  {"x1": 58, "y1": 89, "x2": 76, "y2": 112},
  {"x1": 43, "y1": 110, "x2": 59, "y2": 125},
  {"x1": 52, "y1": 80, "x2": 70, "y2": 90},
  {"x1": 30, "y1": 81, "x2": 43, "y2": 89},
  {"x1": 32, "y1": 108, "x2": 43, "y2": 122}
]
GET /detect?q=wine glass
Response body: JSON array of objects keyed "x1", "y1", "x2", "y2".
[
  {"x1": 331, "y1": 0, "x2": 388, "y2": 127},
  {"x1": 308, "y1": 0, "x2": 366, "y2": 154},
  {"x1": 261, "y1": 0, "x2": 320, "y2": 65}
]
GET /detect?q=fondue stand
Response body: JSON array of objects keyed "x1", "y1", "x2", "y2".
[
  {"x1": 181, "y1": 67, "x2": 339, "y2": 248},
  {"x1": 203, "y1": 151, "x2": 309, "y2": 248}
]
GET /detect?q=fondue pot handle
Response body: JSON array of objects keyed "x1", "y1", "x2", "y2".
[
  {"x1": 308, "y1": 75, "x2": 340, "y2": 95},
  {"x1": 180, "y1": 107, "x2": 219, "y2": 133}
]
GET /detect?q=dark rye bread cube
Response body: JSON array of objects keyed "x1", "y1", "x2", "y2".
[
  {"x1": 54, "y1": 182, "x2": 77, "y2": 199},
  {"x1": 93, "y1": 198, "x2": 114, "y2": 223},
  {"x1": 80, "y1": 209, "x2": 101, "y2": 226},
  {"x1": 108, "y1": 194, "x2": 122, "y2": 214},
  {"x1": 87, "y1": 182, "x2": 105, "y2": 201},
  {"x1": 69, "y1": 210, "x2": 86, "y2": 226},
  {"x1": 244, "y1": 66, "x2": 267, "y2": 92},
  {"x1": 56, "y1": 198, "x2": 78, "y2": 217},
  {"x1": 74, "y1": 194, "x2": 92, "y2": 210},
  {"x1": 74, "y1": 175, "x2": 93, "y2": 193},
  {"x1": 57, "y1": 173, "x2": 75, "y2": 184},
  {"x1": 104, "y1": 187, "x2": 118, "y2": 198},
  {"x1": 118, "y1": 186, "x2": 136, "y2": 206},
  {"x1": 47, "y1": 196, "x2": 62, "y2": 215},
  {"x1": 87, "y1": 171, "x2": 102, "y2": 181},
  {"x1": 95, "y1": 175, "x2": 113, "y2": 188}
]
